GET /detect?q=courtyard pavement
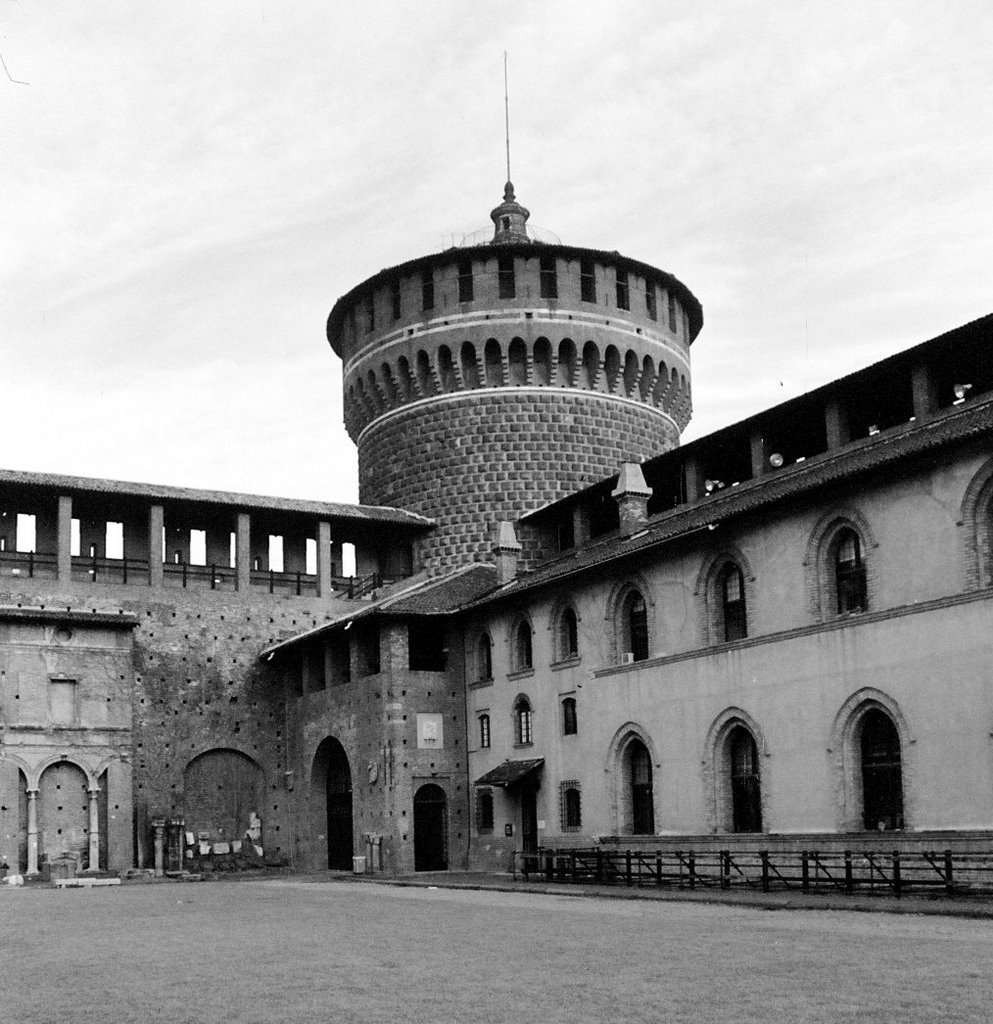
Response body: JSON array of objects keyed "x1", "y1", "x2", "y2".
[{"x1": 3, "y1": 877, "x2": 992, "y2": 1023}]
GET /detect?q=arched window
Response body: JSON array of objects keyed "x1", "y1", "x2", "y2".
[
  {"x1": 719, "y1": 563, "x2": 747, "y2": 641},
  {"x1": 860, "y1": 709, "x2": 903, "y2": 830},
  {"x1": 561, "y1": 697, "x2": 577, "y2": 736},
  {"x1": 514, "y1": 696, "x2": 533, "y2": 746},
  {"x1": 620, "y1": 589, "x2": 649, "y2": 662},
  {"x1": 834, "y1": 527, "x2": 868, "y2": 614},
  {"x1": 478, "y1": 714, "x2": 491, "y2": 749},
  {"x1": 628, "y1": 739, "x2": 654, "y2": 834},
  {"x1": 476, "y1": 632, "x2": 492, "y2": 682},
  {"x1": 728, "y1": 727, "x2": 762, "y2": 833},
  {"x1": 512, "y1": 619, "x2": 533, "y2": 672},
  {"x1": 560, "y1": 781, "x2": 581, "y2": 831},
  {"x1": 557, "y1": 606, "x2": 579, "y2": 661}
]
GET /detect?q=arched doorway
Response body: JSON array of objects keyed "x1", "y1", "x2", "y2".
[
  {"x1": 413, "y1": 784, "x2": 448, "y2": 871},
  {"x1": 38, "y1": 761, "x2": 89, "y2": 866},
  {"x1": 860, "y1": 709, "x2": 903, "y2": 830},
  {"x1": 728, "y1": 727, "x2": 762, "y2": 833},
  {"x1": 312, "y1": 738, "x2": 353, "y2": 869},
  {"x1": 625, "y1": 738, "x2": 655, "y2": 834}
]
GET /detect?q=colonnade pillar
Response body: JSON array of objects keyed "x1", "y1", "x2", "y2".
[
  {"x1": 87, "y1": 786, "x2": 100, "y2": 871},
  {"x1": 26, "y1": 789, "x2": 39, "y2": 876}
]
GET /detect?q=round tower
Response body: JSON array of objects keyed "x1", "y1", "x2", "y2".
[{"x1": 327, "y1": 184, "x2": 703, "y2": 570}]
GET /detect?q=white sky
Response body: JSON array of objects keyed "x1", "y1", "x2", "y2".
[{"x1": 2, "y1": 1, "x2": 991, "y2": 504}]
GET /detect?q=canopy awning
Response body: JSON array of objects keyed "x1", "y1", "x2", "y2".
[{"x1": 474, "y1": 758, "x2": 544, "y2": 788}]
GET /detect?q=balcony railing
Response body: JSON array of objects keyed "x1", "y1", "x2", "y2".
[{"x1": 0, "y1": 549, "x2": 58, "y2": 580}]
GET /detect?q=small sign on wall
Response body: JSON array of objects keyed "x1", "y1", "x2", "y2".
[
  {"x1": 504, "y1": 823, "x2": 513, "y2": 837},
  {"x1": 416, "y1": 713, "x2": 444, "y2": 749}
]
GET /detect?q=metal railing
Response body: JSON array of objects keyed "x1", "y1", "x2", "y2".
[{"x1": 522, "y1": 846, "x2": 993, "y2": 897}]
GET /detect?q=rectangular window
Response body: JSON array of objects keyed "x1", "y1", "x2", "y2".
[
  {"x1": 357, "y1": 624, "x2": 380, "y2": 677},
  {"x1": 562, "y1": 697, "x2": 577, "y2": 736},
  {"x1": 391, "y1": 279, "x2": 401, "y2": 320},
  {"x1": 498, "y1": 255, "x2": 516, "y2": 299},
  {"x1": 560, "y1": 781, "x2": 581, "y2": 831},
  {"x1": 458, "y1": 260, "x2": 474, "y2": 303},
  {"x1": 616, "y1": 269, "x2": 629, "y2": 310},
  {"x1": 668, "y1": 291, "x2": 677, "y2": 332},
  {"x1": 580, "y1": 258, "x2": 596, "y2": 302},
  {"x1": 479, "y1": 713, "x2": 491, "y2": 749},
  {"x1": 408, "y1": 623, "x2": 447, "y2": 672},
  {"x1": 476, "y1": 789, "x2": 494, "y2": 832},
  {"x1": 421, "y1": 268, "x2": 434, "y2": 311},
  {"x1": 539, "y1": 255, "x2": 558, "y2": 299},
  {"x1": 49, "y1": 678, "x2": 77, "y2": 726},
  {"x1": 557, "y1": 515, "x2": 574, "y2": 552},
  {"x1": 646, "y1": 283, "x2": 657, "y2": 320}
]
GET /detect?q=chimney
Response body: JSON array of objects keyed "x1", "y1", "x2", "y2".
[
  {"x1": 612, "y1": 462, "x2": 653, "y2": 536},
  {"x1": 492, "y1": 520, "x2": 522, "y2": 584}
]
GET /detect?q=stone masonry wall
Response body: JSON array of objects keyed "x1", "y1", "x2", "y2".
[{"x1": 358, "y1": 390, "x2": 679, "y2": 570}]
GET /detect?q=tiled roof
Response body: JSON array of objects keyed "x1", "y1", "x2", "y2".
[
  {"x1": 472, "y1": 394, "x2": 993, "y2": 607},
  {"x1": 0, "y1": 467, "x2": 433, "y2": 527},
  {"x1": 260, "y1": 563, "x2": 498, "y2": 658},
  {"x1": 474, "y1": 758, "x2": 545, "y2": 787}
]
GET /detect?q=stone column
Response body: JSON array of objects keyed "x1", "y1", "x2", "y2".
[
  {"x1": 317, "y1": 520, "x2": 332, "y2": 597},
  {"x1": 57, "y1": 495, "x2": 73, "y2": 584},
  {"x1": 152, "y1": 819, "x2": 166, "y2": 877},
  {"x1": 87, "y1": 786, "x2": 100, "y2": 872},
  {"x1": 236, "y1": 513, "x2": 251, "y2": 592},
  {"x1": 824, "y1": 398, "x2": 849, "y2": 450},
  {"x1": 148, "y1": 505, "x2": 164, "y2": 587},
  {"x1": 26, "y1": 789, "x2": 39, "y2": 876}
]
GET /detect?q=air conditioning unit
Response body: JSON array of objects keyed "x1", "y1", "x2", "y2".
[{"x1": 621, "y1": 652, "x2": 635, "y2": 664}]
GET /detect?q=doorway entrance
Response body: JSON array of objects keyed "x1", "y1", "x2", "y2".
[
  {"x1": 312, "y1": 737, "x2": 353, "y2": 869},
  {"x1": 413, "y1": 784, "x2": 447, "y2": 871},
  {"x1": 519, "y1": 786, "x2": 539, "y2": 855}
]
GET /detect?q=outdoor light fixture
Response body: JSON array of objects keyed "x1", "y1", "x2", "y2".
[
  {"x1": 769, "y1": 452, "x2": 784, "y2": 468},
  {"x1": 953, "y1": 383, "x2": 973, "y2": 403},
  {"x1": 704, "y1": 479, "x2": 725, "y2": 494},
  {"x1": 868, "y1": 424, "x2": 880, "y2": 436}
]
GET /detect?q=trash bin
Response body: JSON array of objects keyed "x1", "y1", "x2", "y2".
[{"x1": 352, "y1": 855, "x2": 366, "y2": 875}]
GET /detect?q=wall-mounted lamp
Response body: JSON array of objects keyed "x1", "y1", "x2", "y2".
[
  {"x1": 953, "y1": 383, "x2": 973, "y2": 403},
  {"x1": 704, "y1": 479, "x2": 725, "y2": 494},
  {"x1": 868, "y1": 424, "x2": 880, "y2": 436},
  {"x1": 769, "y1": 452, "x2": 784, "y2": 468}
]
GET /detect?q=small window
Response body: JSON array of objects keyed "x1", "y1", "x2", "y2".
[
  {"x1": 620, "y1": 589, "x2": 649, "y2": 662},
  {"x1": 498, "y1": 255, "x2": 516, "y2": 299},
  {"x1": 615, "y1": 269, "x2": 629, "y2": 310},
  {"x1": 391, "y1": 279, "x2": 401, "y2": 320},
  {"x1": 558, "y1": 607, "x2": 578, "y2": 661},
  {"x1": 580, "y1": 258, "x2": 596, "y2": 302},
  {"x1": 720, "y1": 564, "x2": 747, "y2": 642},
  {"x1": 421, "y1": 268, "x2": 434, "y2": 311},
  {"x1": 357, "y1": 623, "x2": 380, "y2": 677},
  {"x1": 835, "y1": 528, "x2": 868, "y2": 614},
  {"x1": 557, "y1": 515, "x2": 574, "y2": 552},
  {"x1": 408, "y1": 624, "x2": 447, "y2": 672},
  {"x1": 514, "y1": 696, "x2": 533, "y2": 746},
  {"x1": 458, "y1": 259, "x2": 474, "y2": 303},
  {"x1": 667, "y1": 291, "x2": 677, "y2": 332},
  {"x1": 512, "y1": 619, "x2": 532, "y2": 672},
  {"x1": 539, "y1": 255, "x2": 558, "y2": 299},
  {"x1": 562, "y1": 697, "x2": 577, "y2": 736},
  {"x1": 479, "y1": 713, "x2": 491, "y2": 749},
  {"x1": 560, "y1": 781, "x2": 581, "y2": 831},
  {"x1": 646, "y1": 284, "x2": 657, "y2": 320},
  {"x1": 476, "y1": 789, "x2": 494, "y2": 832},
  {"x1": 476, "y1": 632, "x2": 493, "y2": 682}
]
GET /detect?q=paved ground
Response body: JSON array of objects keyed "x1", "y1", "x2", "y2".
[{"x1": 2, "y1": 878, "x2": 992, "y2": 1023}]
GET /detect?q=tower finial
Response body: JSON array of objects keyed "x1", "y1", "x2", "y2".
[{"x1": 504, "y1": 51, "x2": 512, "y2": 186}]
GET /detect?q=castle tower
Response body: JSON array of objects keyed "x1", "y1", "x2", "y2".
[{"x1": 327, "y1": 185, "x2": 703, "y2": 570}]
